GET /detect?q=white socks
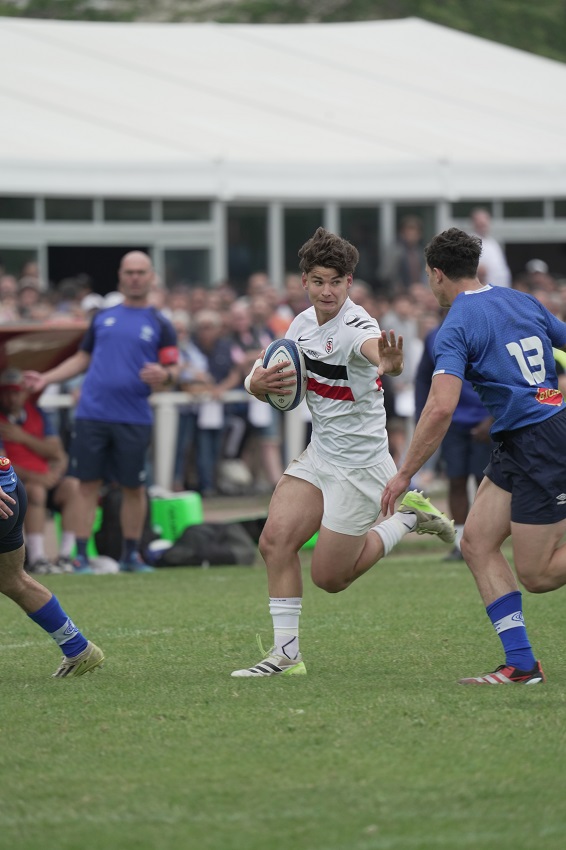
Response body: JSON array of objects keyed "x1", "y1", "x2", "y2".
[
  {"x1": 60, "y1": 532, "x2": 76, "y2": 559},
  {"x1": 25, "y1": 533, "x2": 45, "y2": 564},
  {"x1": 269, "y1": 597, "x2": 302, "y2": 659},
  {"x1": 371, "y1": 511, "x2": 417, "y2": 556},
  {"x1": 454, "y1": 524, "x2": 464, "y2": 551}
]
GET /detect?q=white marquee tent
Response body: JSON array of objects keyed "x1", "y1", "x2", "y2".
[{"x1": 2, "y1": 16, "x2": 566, "y2": 201}]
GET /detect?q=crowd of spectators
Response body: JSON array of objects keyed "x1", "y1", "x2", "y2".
[{"x1": 1, "y1": 212, "x2": 565, "y2": 504}]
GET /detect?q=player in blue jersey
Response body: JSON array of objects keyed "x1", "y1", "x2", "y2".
[
  {"x1": 0, "y1": 455, "x2": 104, "y2": 677},
  {"x1": 24, "y1": 252, "x2": 179, "y2": 574},
  {"x1": 382, "y1": 227, "x2": 566, "y2": 685},
  {"x1": 415, "y1": 320, "x2": 494, "y2": 560}
]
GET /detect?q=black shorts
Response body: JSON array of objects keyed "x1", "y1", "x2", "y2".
[
  {"x1": 485, "y1": 408, "x2": 566, "y2": 525},
  {"x1": 0, "y1": 479, "x2": 27, "y2": 553},
  {"x1": 441, "y1": 422, "x2": 493, "y2": 480},
  {"x1": 69, "y1": 419, "x2": 151, "y2": 488}
]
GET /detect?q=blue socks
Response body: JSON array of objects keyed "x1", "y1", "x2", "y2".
[
  {"x1": 486, "y1": 591, "x2": 536, "y2": 670},
  {"x1": 76, "y1": 539, "x2": 89, "y2": 559},
  {"x1": 28, "y1": 595, "x2": 88, "y2": 658},
  {"x1": 121, "y1": 538, "x2": 138, "y2": 562}
]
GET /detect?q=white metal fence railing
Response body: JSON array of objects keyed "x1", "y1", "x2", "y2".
[{"x1": 39, "y1": 391, "x2": 307, "y2": 490}]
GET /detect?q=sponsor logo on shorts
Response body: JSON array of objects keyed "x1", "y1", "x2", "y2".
[
  {"x1": 535, "y1": 387, "x2": 563, "y2": 406},
  {"x1": 556, "y1": 493, "x2": 566, "y2": 505}
]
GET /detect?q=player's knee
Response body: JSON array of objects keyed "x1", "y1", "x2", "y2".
[
  {"x1": 0, "y1": 569, "x2": 23, "y2": 597},
  {"x1": 460, "y1": 532, "x2": 485, "y2": 563},
  {"x1": 259, "y1": 519, "x2": 295, "y2": 558},
  {"x1": 517, "y1": 571, "x2": 551, "y2": 594},
  {"x1": 311, "y1": 569, "x2": 346, "y2": 593},
  {"x1": 258, "y1": 527, "x2": 277, "y2": 561}
]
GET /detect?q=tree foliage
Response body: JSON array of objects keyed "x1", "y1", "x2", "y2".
[{"x1": 1, "y1": 0, "x2": 565, "y2": 63}]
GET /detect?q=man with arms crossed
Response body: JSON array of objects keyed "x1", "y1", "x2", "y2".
[
  {"x1": 232, "y1": 227, "x2": 454, "y2": 677},
  {"x1": 382, "y1": 227, "x2": 566, "y2": 685},
  {"x1": 25, "y1": 251, "x2": 178, "y2": 574}
]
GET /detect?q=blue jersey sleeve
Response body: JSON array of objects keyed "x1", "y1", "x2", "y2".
[
  {"x1": 432, "y1": 287, "x2": 566, "y2": 435},
  {"x1": 79, "y1": 316, "x2": 96, "y2": 353}
]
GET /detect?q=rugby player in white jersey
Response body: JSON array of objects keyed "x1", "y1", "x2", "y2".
[{"x1": 232, "y1": 227, "x2": 454, "y2": 677}]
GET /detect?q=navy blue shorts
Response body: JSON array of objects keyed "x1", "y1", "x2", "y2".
[
  {"x1": 0, "y1": 479, "x2": 27, "y2": 553},
  {"x1": 485, "y1": 408, "x2": 566, "y2": 525},
  {"x1": 70, "y1": 419, "x2": 151, "y2": 488},
  {"x1": 441, "y1": 422, "x2": 493, "y2": 480}
]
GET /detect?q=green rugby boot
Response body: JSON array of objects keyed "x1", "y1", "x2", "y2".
[{"x1": 399, "y1": 490, "x2": 455, "y2": 545}]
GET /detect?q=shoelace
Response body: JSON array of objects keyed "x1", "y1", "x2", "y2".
[{"x1": 255, "y1": 634, "x2": 275, "y2": 659}]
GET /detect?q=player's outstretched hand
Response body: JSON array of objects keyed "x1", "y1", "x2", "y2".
[
  {"x1": 377, "y1": 330, "x2": 404, "y2": 377},
  {"x1": 381, "y1": 470, "x2": 411, "y2": 517}
]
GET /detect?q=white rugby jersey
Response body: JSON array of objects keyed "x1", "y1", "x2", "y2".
[{"x1": 286, "y1": 297, "x2": 390, "y2": 468}]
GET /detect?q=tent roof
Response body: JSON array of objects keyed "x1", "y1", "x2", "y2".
[{"x1": 2, "y1": 17, "x2": 566, "y2": 200}]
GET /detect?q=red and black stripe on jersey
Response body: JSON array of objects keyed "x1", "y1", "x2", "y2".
[{"x1": 303, "y1": 353, "x2": 382, "y2": 400}]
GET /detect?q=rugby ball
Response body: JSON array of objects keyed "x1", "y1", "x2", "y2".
[{"x1": 262, "y1": 338, "x2": 308, "y2": 411}]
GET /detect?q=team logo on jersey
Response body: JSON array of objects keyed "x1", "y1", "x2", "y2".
[
  {"x1": 325, "y1": 337, "x2": 333, "y2": 354},
  {"x1": 535, "y1": 387, "x2": 563, "y2": 406},
  {"x1": 140, "y1": 325, "x2": 155, "y2": 342},
  {"x1": 343, "y1": 310, "x2": 377, "y2": 331},
  {"x1": 103, "y1": 317, "x2": 116, "y2": 326}
]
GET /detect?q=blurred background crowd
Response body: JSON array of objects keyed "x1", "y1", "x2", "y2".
[{"x1": 1, "y1": 207, "x2": 565, "y2": 503}]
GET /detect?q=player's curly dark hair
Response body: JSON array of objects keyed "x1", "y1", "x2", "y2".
[
  {"x1": 298, "y1": 227, "x2": 359, "y2": 276},
  {"x1": 425, "y1": 228, "x2": 482, "y2": 280}
]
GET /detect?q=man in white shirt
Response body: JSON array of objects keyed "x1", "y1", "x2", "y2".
[{"x1": 470, "y1": 208, "x2": 512, "y2": 287}]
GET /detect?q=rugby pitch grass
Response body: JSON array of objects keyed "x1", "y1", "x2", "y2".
[{"x1": 1, "y1": 549, "x2": 565, "y2": 850}]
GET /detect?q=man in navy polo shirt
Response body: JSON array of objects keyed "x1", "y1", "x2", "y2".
[{"x1": 25, "y1": 252, "x2": 178, "y2": 574}]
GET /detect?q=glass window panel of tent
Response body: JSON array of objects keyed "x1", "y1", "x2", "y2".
[
  {"x1": 0, "y1": 248, "x2": 39, "y2": 278},
  {"x1": 394, "y1": 205, "x2": 437, "y2": 242},
  {"x1": 340, "y1": 207, "x2": 380, "y2": 288},
  {"x1": 502, "y1": 200, "x2": 544, "y2": 218},
  {"x1": 164, "y1": 249, "x2": 211, "y2": 288},
  {"x1": 0, "y1": 197, "x2": 35, "y2": 220},
  {"x1": 227, "y1": 206, "x2": 268, "y2": 290},
  {"x1": 450, "y1": 200, "x2": 493, "y2": 219},
  {"x1": 284, "y1": 208, "x2": 325, "y2": 275},
  {"x1": 103, "y1": 199, "x2": 152, "y2": 221},
  {"x1": 162, "y1": 200, "x2": 212, "y2": 221},
  {"x1": 554, "y1": 199, "x2": 566, "y2": 218},
  {"x1": 45, "y1": 198, "x2": 93, "y2": 221}
]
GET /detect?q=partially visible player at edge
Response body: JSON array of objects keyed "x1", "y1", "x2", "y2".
[
  {"x1": 232, "y1": 226, "x2": 454, "y2": 677},
  {"x1": 0, "y1": 455, "x2": 103, "y2": 677},
  {"x1": 382, "y1": 227, "x2": 566, "y2": 685}
]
